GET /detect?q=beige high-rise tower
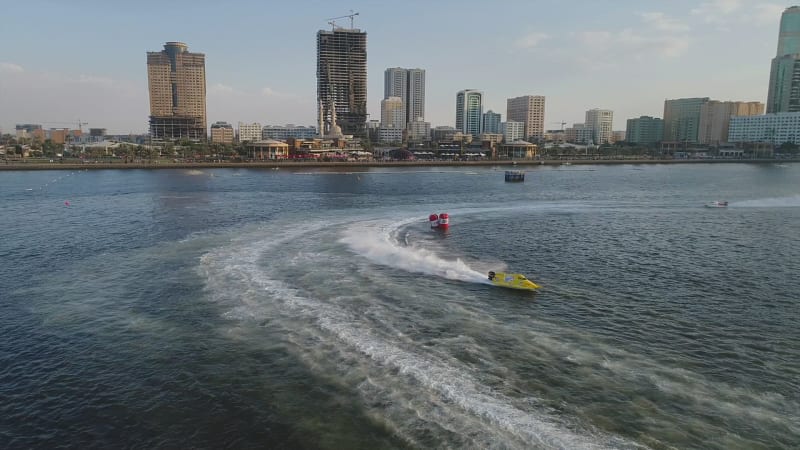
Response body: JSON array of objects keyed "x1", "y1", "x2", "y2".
[
  {"x1": 506, "y1": 95, "x2": 545, "y2": 141},
  {"x1": 698, "y1": 101, "x2": 764, "y2": 145},
  {"x1": 147, "y1": 42, "x2": 207, "y2": 140}
]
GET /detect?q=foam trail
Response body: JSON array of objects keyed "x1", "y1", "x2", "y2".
[
  {"x1": 200, "y1": 237, "x2": 636, "y2": 449},
  {"x1": 341, "y1": 220, "x2": 490, "y2": 284},
  {"x1": 732, "y1": 195, "x2": 800, "y2": 208}
]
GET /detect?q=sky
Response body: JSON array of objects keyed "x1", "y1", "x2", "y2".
[{"x1": 0, "y1": 0, "x2": 789, "y2": 134}]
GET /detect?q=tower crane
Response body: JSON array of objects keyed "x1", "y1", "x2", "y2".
[
  {"x1": 550, "y1": 121, "x2": 567, "y2": 131},
  {"x1": 326, "y1": 10, "x2": 359, "y2": 30}
]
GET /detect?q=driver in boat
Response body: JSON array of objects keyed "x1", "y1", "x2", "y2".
[{"x1": 488, "y1": 271, "x2": 496, "y2": 281}]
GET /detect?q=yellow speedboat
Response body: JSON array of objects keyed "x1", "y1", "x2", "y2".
[{"x1": 488, "y1": 271, "x2": 540, "y2": 291}]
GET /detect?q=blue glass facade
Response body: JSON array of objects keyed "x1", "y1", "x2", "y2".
[
  {"x1": 777, "y1": 6, "x2": 800, "y2": 56},
  {"x1": 768, "y1": 7, "x2": 800, "y2": 113}
]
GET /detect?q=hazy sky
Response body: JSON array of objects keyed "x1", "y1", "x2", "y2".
[{"x1": 0, "y1": 0, "x2": 788, "y2": 134}]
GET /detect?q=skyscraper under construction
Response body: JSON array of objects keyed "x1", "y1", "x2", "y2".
[
  {"x1": 317, "y1": 26, "x2": 367, "y2": 137},
  {"x1": 147, "y1": 42, "x2": 207, "y2": 141}
]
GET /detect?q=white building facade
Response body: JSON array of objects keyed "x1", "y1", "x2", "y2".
[
  {"x1": 728, "y1": 112, "x2": 800, "y2": 145},
  {"x1": 261, "y1": 125, "x2": 317, "y2": 140},
  {"x1": 237, "y1": 122, "x2": 262, "y2": 143},
  {"x1": 378, "y1": 127, "x2": 404, "y2": 143},
  {"x1": 500, "y1": 121, "x2": 524, "y2": 142},
  {"x1": 585, "y1": 109, "x2": 614, "y2": 144}
]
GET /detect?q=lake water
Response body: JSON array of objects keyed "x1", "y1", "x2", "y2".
[{"x1": 1, "y1": 163, "x2": 799, "y2": 449}]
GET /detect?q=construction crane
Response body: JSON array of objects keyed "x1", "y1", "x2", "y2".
[
  {"x1": 550, "y1": 121, "x2": 567, "y2": 131},
  {"x1": 326, "y1": 10, "x2": 359, "y2": 30}
]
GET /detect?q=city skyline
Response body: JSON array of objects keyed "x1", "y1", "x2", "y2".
[{"x1": 0, "y1": 0, "x2": 788, "y2": 134}]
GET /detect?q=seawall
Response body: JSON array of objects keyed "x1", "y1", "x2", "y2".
[{"x1": 0, "y1": 158, "x2": 796, "y2": 171}]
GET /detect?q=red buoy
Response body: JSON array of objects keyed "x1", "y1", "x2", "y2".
[
  {"x1": 438, "y1": 213, "x2": 449, "y2": 230},
  {"x1": 429, "y1": 214, "x2": 439, "y2": 228}
]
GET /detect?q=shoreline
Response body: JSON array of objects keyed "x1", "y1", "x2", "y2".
[{"x1": 0, "y1": 158, "x2": 796, "y2": 171}]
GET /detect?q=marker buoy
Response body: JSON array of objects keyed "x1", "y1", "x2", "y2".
[
  {"x1": 429, "y1": 214, "x2": 439, "y2": 228},
  {"x1": 437, "y1": 213, "x2": 449, "y2": 230}
]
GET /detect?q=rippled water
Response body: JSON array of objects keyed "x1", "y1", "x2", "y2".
[{"x1": 1, "y1": 164, "x2": 799, "y2": 449}]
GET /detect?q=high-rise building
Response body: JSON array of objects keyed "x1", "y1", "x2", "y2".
[
  {"x1": 626, "y1": 116, "x2": 664, "y2": 145},
  {"x1": 210, "y1": 121, "x2": 234, "y2": 144},
  {"x1": 317, "y1": 27, "x2": 367, "y2": 137},
  {"x1": 384, "y1": 68, "x2": 407, "y2": 125},
  {"x1": 482, "y1": 110, "x2": 502, "y2": 134},
  {"x1": 698, "y1": 101, "x2": 765, "y2": 145},
  {"x1": 455, "y1": 89, "x2": 483, "y2": 137},
  {"x1": 663, "y1": 97, "x2": 709, "y2": 144},
  {"x1": 585, "y1": 109, "x2": 614, "y2": 144},
  {"x1": 407, "y1": 69, "x2": 425, "y2": 124},
  {"x1": 147, "y1": 42, "x2": 207, "y2": 141},
  {"x1": 384, "y1": 68, "x2": 407, "y2": 99},
  {"x1": 381, "y1": 97, "x2": 405, "y2": 129},
  {"x1": 767, "y1": 6, "x2": 800, "y2": 113},
  {"x1": 506, "y1": 95, "x2": 545, "y2": 141},
  {"x1": 383, "y1": 67, "x2": 426, "y2": 127}
]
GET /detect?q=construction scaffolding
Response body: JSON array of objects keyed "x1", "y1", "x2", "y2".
[{"x1": 149, "y1": 116, "x2": 206, "y2": 141}]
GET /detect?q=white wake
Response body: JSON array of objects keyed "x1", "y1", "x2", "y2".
[
  {"x1": 340, "y1": 218, "x2": 491, "y2": 285},
  {"x1": 732, "y1": 195, "x2": 800, "y2": 208}
]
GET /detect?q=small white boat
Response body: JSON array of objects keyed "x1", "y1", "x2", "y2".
[{"x1": 705, "y1": 200, "x2": 728, "y2": 208}]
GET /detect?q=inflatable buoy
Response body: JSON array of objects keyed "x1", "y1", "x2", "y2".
[
  {"x1": 429, "y1": 214, "x2": 439, "y2": 229},
  {"x1": 438, "y1": 213, "x2": 449, "y2": 230}
]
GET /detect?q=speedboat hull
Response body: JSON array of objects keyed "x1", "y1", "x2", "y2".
[{"x1": 488, "y1": 272, "x2": 540, "y2": 291}]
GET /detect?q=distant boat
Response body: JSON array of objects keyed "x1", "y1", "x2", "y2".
[
  {"x1": 505, "y1": 170, "x2": 525, "y2": 182},
  {"x1": 705, "y1": 200, "x2": 728, "y2": 208}
]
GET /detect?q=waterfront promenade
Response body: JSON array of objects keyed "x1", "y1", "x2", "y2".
[{"x1": 0, "y1": 157, "x2": 795, "y2": 171}]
